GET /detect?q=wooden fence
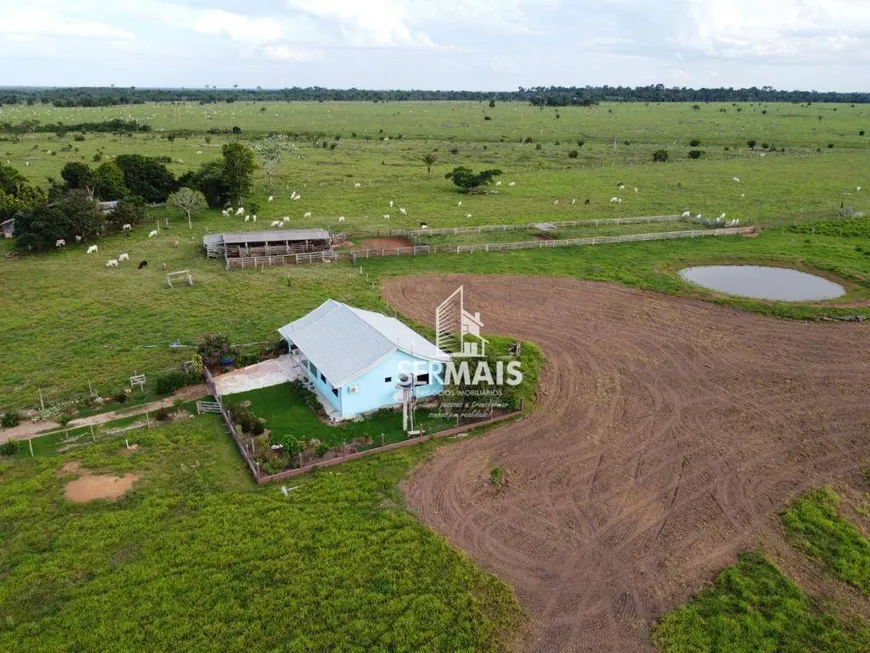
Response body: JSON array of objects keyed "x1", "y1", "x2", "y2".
[
  {"x1": 225, "y1": 226, "x2": 756, "y2": 269},
  {"x1": 203, "y1": 367, "x2": 260, "y2": 478}
]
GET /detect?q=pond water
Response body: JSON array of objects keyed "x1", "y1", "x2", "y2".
[{"x1": 679, "y1": 265, "x2": 845, "y2": 301}]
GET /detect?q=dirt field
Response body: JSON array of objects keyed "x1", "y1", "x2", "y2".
[
  {"x1": 61, "y1": 461, "x2": 139, "y2": 503},
  {"x1": 382, "y1": 275, "x2": 870, "y2": 653},
  {"x1": 357, "y1": 237, "x2": 414, "y2": 250}
]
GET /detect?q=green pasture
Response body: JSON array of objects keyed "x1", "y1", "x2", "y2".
[{"x1": 0, "y1": 416, "x2": 522, "y2": 652}]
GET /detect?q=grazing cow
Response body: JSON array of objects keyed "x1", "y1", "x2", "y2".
[
  {"x1": 245, "y1": 215, "x2": 250, "y2": 223},
  {"x1": 138, "y1": 260, "x2": 148, "y2": 269},
  {"x1": 458, "y1": 201, "x2": 462, "y2": 207},
  {"x1": 75, "y1": 235, "x2": 83, "y2": 242},
  {"x1": 495, "y1": 181, "x2": 502, "y2": 186},
  {"x1": 148, "y1": 230, "x2": 158, "y2": 238},
  {"x1": 382, "y1": 214, "x2": 390, "y2": 220},
  {"x1": 268, "y1": 195, "x2": 274, "y2": 202},
  {"x1": 553, "y1": 199, "x2": 559, "y2": 205},
  {"x1": 508, "y1": 181, "x2": 515, "y2": 187},
  {"x1": 420, "y1": 222, "x2": 428, "y2": 229},
  {"x1": 732, "y1": 177, "x2": 740, "y2": 183},
  {"x1": 118, "y1": 253, "x2": 130, "y2": 262},
  {"x1": 55, "y1": 239, "x2": 66, "y2": 248},
  {"x1": 584, "y1": 198, "x2": 590, "y2": 205},
  {"x1": 122, "y1": 223, "x2": 132, "y2": 231},
  {"x1": 399, "y1": 207, "x2": 407, "y2": 216},
  {"x1": 105, "y1": 259, "x2": 119, "y2": 268},
  {"x1": 610, "y1": 197, "x2": 619, "y2": 203},
  {"x1": 87, "y1": 245, "x2": 98, "y2": 254},
  {"x1": 681, "y1": 210, "x2": 691, "y2": 218},
  {"x1": 271, "y1": 221, "x2": 282, "y2": 227},
  {"x1": 571, "y1": 198, "x2": 576, "y2": 205},
  {"x1": 173, "y1": 240, "x2": 179, "y2": 247},
  {"x1": 252, "y1": 215, "x2": 257, "y2": 222},
  {"x1": 235, "y1": 207, "x2": 245, "y2": 216},
  {"x1": 389, "y1": 200, "x2": 394, "y2": 208},
  {"x1": 221, "y1": 209, "x2": 230, "y2": 217},
  {"x1": 292, "y1": 195, "x2": 301, "y2": 201},
  {"x1": 303, "y1": 212, "x2": 312, "y2": 218},
  {"x1": 354, "y1": 183, "x2": 361, "y2": 189},
  {"x1": 338, "y1": 216, "x2": 345, "y2": 223},
  {"x1": 465, "y1": 213, "x2": 472, "y2": 218}
]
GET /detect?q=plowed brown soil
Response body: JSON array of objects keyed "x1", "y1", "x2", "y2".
[{"x1": 382, "y1": 275, "x2": 870, "y2": 653}]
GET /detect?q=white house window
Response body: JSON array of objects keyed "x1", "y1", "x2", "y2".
[
  {"x1": 309, "y1": 362, "x2": 318, "y2": 377},
  {"x1": 414, "y1": 373, "x2": 430, "y2": 386}
]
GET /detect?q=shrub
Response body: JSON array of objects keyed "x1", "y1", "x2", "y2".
[
  {"x1": 568, "y1": 150, "x2": 579, "y2": 159},
  {"x1": 449, "y1": 147, "x2": 459, "y2": 155},
  {"x1": 1, "y1": 411, "x2": 21, "y2": 428},
  {"x1": 232, "y1": 126, "x2": 241, "y2": 134},
  {"x1": 747, "y1": 139, "x2": 757, "y2": 148},
  {"x1": 761, "y1": 142, "x2": 770, "y2": 149},
  {"x1": 197, "y1": 333, "x2": 238, "y2": 369},
  {"x1": 490, "y1": 467, "x2": 503, "y2": 487},
  {"x1": 576, "y1": 139, "x2": 585, "y2": 148},
  {"x1": 483, "y1": 116, "x2": 491, "y2": 121},
  {"x1": 315, "y1": 442, "x2": 329, "y2": 457},
  {"x1": 0, "y1": 440, "x2": 18, "y2": 456},
  {"x1": 828, "y1": 143, "x2": 834, "y2": 148},
  {"x1": 522, "y1": 137, "x2": 533, "y2": 144},
  {"x1": 860, "y1": 130, "x2": 866, "y2": 136},
  {"x1": 73, "y1": 134, "x2": 86, "y2": 142},
  {"x1": 652, "y1": 149, "x2": 669, "y2": 162},
  {"x1": 155, "y1": 370, "x2": 200, "y2": 395},
  {"x1": 116, "y1": 392, "x2": 129, "y2": 404},
  {"x1": 535, "y1": 143, "x2": 542, "y2": 150},
  {"x1": 689, "y1": 139, "x2": 701, "y2": 147},
  {"x1": 688, "y1": 150, "x2": 703, "y2": 159},
  {"x1": 156, "y1": 406, "x2": 170, "y2": 422}
]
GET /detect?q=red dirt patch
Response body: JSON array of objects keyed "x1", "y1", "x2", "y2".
[
  {"x1": 383, "y1": 274, "x2": 870, "y2": 653},
  {"x1": 64, "y1": 473, "x2": 139, "y2": 503},
  {"x1": 357, "y1": 237, "x2": 413, "y2": 250}
]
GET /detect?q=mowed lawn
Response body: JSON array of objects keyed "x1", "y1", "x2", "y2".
[{"x1": 0, "y1": 416, "x2": 523, "y2": 652}]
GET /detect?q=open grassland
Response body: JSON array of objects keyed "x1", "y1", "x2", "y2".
[{"x1": 0, "y1": 416, "x2": 523, "y2": 652}]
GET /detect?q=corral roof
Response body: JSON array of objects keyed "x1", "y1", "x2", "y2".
[
  {"x1": 278, "y1": 299, "x2": 450, "y2": 387},
  {"x1": 221, "y1": 229, "x2": 330, "y2": 244}
]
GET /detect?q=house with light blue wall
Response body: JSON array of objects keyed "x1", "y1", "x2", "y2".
[{"x1": 278, "y1": 300, "x2": 451, "y2": 421}]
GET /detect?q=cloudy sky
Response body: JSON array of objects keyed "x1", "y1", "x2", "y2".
[{"x1": 2, "y1": 0, "x2": 869, "y2": 91}]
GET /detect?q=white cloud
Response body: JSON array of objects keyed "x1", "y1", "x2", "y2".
[
  {"x1": 0, "y1": 6, "x2": 134, "y2": 40},
  {"x1": 184, "y1": 9, "x2": 286, "y2": 44},
  {"x1": 262, "y1": 44, "x2": 325, "y2": 61}
]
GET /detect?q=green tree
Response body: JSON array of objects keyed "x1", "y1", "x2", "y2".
[
  {"x1": 178, "y1": 160, "x2": 230, "y2": 208},
  {"x1": 254, "y1": 136, "x2": 287, "y2": 195},
  {"x1": 444, "y1": 166, "x2": 503, "y2": 192},
  {"x1": 221, "y1": 143, "x2": 256, "y2": 206},
  {"x1": 60, "y1": 162, "x2": 95, "y2": 193},
  {"x1": 94, "y1": 161, "x2": 129, "y2": 200},
  {"x1": 107, "y1": 197, "x2": 147, "y2": 228},
  {"x1": 168, "y1": 187, "x2": 207, "y2": 230},
  {"x1": 652, "y1": 149, "x2": 669, "y2": 162},
  {"x1": 422, "y1": 153, "x2": 437, "y2": 176},
  {"x1": 114, "y1": 154, "x2": 177, "y2": 203},
  {"x1": 14, "y1": 190, "x2": 104, "y2": 251}
]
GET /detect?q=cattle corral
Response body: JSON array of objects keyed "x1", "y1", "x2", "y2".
[{"x1": 383, "y1": 274, "x2": 870, "y2": 653}]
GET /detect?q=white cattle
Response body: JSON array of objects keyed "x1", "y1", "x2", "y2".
[
  {"x1": 389, "y1": 200, "x2": 394, "y2": 208},
  {"x1": 122, "y1": 223, "x2": 132, "y2": 231},
  {"x1": 303, "y1": 212, "x2": 312, "y2": 218},
  {"x1": 148, "y1": 230, "x2": 158, "y2": 238},
  {"x1": 457, "y1": 201, "x2": 462, "y2": 207},
  {"x1": 338, "y1": 216, "x2": 345, "y2": 223},
  {"x1": 271, "y1": 221, "x2": 282, "y2": 227},
  {"x1": 235, "y1": 207, "x2": 245, "y2": 216},
  {"x1": 508, "y1": 181, "x2": 515, "y2": 187},
  {"x1": 741, "y1": 193, "x2": 745, "y2": 199},
  {"x1": 87, "y1": 245, "x2": 98, "y2": 254},
  {"x1": 252, "y1": 215, "x2": 257, "y2": 222},
  {"x1": 495, "y1": 181, "x2": 502, "y2": 186},
  {"x1": 465, "y1": 213, "x2": 472, "y2": 218},
  {"x1": 399, "y1": 207, "x2": 407, "y2": 216},
  {"x1": 245, "y1": 215, "x2": 250, "y2": 223},
  {"x1": 197, "y1": 151, "x2": 203, "y2": 155},
  {"x1": 118, "y1": 253, "x2": 129, "y2": 262},
  {"x1": 634, "y1": 187, "x2": 638, "y2": 193},
  {"x1": 221, "y1": 209, "x2": 230, "y2": 217},
  {"x1": 354, "y1": 183, "x2": 361, "y2": 189},
  {"x1": 24, "y1": 161, "x2": 30, "y2": 167},
  {"x1": 732, "y1": 177, "x2": 740, "y2": 182},
  {"x1": 609, "y1": 197, "x2": 619, "y2": 203},
  {"x1": 718, "y1": 213, "x2": 726, "y2": 221},
  {"x1": 571, "y1": 198, "x2": 576, "y2": 205},
  {"x1": 55, "y1": 239, "x2": 66, "y2": 248},
  {"x1": 553, "y1": 199, "x2": 559, "y2": 205},
  {"x1": 105, "y1": 259, "x2": 119, "y2": 268},
  {"x1": 681, "y1": 210, "x2": 691, "y2": 218},
  {"x1": 382, "y1": 214, "x2": 390, "y2": 220},
  {"x1": 268, "y1": 195, "x2": 274, "y2": 202},
  {"x1": 75, "y1": 235, "x2": 83, "y2": 242},
  {"x1": 858, "y1": 186, "x2": 862, "y2": 192},
  {"x1": 292, "y1": 195, "x2": 300, "y2": 201}
]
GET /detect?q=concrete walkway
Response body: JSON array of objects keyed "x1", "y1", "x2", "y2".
[
  {"x1": 0, "y1": 384, "x2": 208, "y2": 444},
  {"x1": 213, "y1": 355, "x2": 299, "y2": 397}
]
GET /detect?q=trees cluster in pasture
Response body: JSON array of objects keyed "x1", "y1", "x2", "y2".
[
  {"x1": 13, "y1": 190, "x2": 104, "y2": 251},
  {"x1": 179, "y1": 143, "x2": 256, "y2": 207},
  {"x1": 0, "y1": 118, "x2": 150, "y2": 135},
  {"x1": 56, "y1": 155, "x2": 177, "y2": 203},
  {"x1": 444, "y1": 166, "x2": 503, "y2": 193}
]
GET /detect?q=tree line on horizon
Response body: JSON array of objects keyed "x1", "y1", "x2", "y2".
[{"x1": 0, "y1": 85, "x2": 868, "y2": 107}]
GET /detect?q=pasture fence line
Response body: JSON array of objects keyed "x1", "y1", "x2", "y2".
[
  {"x1": 203, "y1": 367, "x2": 260, "y2": 479},
  {"x1": 223, "y1": 226, "x2": 755, "y2": 269},
  {"x1": 370, "y1": 214, "x2": 685, "y2": 239}
]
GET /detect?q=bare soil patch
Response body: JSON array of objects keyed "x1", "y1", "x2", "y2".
[
  {"x1": 56, "y1": 460, "x2": 82, "y2": 477},
  {"x1": 357, "y1": 237, "x2": 413, "y2": 250},
  {"x1": 383, "y1": 274, "x2": 870, "y2": 653},
  {"x1": 64, "y1": 473, "x2": 139, "y2": 503}
]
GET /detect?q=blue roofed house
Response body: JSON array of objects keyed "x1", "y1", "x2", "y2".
[{"x1": 278, "y1": 300, "x2": 451, "y2": 421}]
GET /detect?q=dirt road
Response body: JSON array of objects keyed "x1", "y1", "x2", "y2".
[{"x1": 382, "y1": 275, "x2": 870, "y2": 653}]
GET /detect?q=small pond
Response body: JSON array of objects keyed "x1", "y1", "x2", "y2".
[{"x1": 679, "y1": 265, "x2": 845, "y2": 301}]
